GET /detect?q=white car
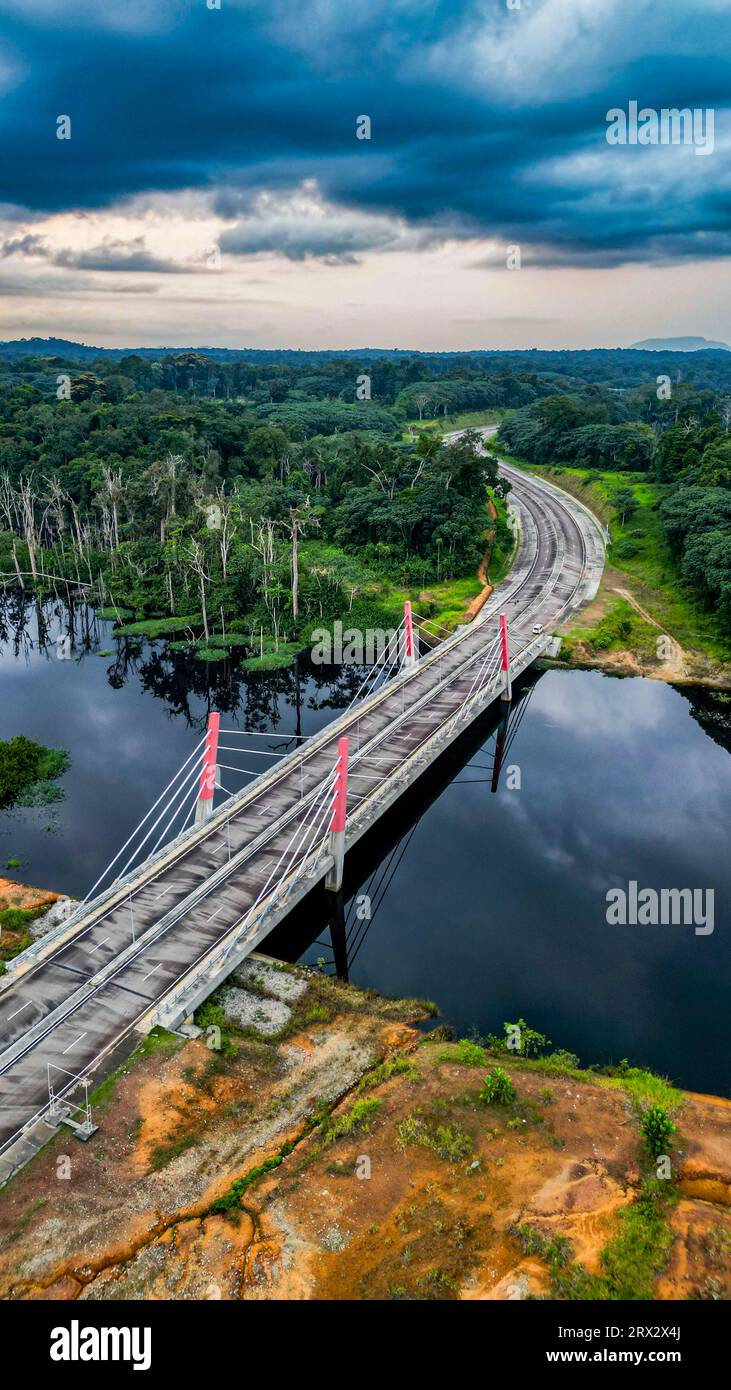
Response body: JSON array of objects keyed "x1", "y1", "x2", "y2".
[{"x1": 532, "y1": 622, "x2": 544, "y2": 634}]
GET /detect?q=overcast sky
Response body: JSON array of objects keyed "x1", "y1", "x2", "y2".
[{"x1": 0, "y1": 0, "x2": 729, "y2": 351}]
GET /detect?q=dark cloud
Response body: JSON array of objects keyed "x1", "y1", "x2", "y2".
[
  {"x1": 52, "y1": 239, "x2": 193, "y2": 273},
  {"x1": 0, "y1": 232, "x2": 192, "y2": 272},
  {"x1": 0, "y1": 1, "x2": 728, "y2": 266}
]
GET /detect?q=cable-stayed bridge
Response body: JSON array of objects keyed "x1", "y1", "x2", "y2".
[{"x1": 0, "y1": 460, "x2": 605, "y2": 1180}]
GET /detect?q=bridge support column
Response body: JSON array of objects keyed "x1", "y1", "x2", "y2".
[
  {"x1": 195, "y1": 711, "x2": 220, "y2": 826},
  {"x1": 328, "y1": 891, "x2": 349, "y2": 981},
  {"x1": 491, "y1": 701, "x2": 510, "y2": 793},
  {"x1": 401, "y1": 600, "x2": 418, "y2": 669},
  {"x1": 499, "y1": 613, "x2": 512, "y2": 702},
  {"x1": 325, "y1": 737, "x2": 349, "y2": 892}
]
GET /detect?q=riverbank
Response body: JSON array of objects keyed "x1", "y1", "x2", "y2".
[
  {"x1": 0, "y1": 959, "x2": 728, "y2": 1301},
  {"x1": 501, "y1": 458, "x2": 731, "y2": 688}
]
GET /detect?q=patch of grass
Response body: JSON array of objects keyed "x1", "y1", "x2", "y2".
[
  {"x1": 95, "y1": 606, "x2": 134, "y2": 621},
  {"x1": 324, "y1": 1097, "x2": 382, "y2": 1146},
  {"x1": 115, "y1": 614, "x2": 202, "y2": 638},
  {"x1": 437, "y1": 1038, "x2": 491, "y2": 1068},
  {"x1": 194, "y1": 646, "x2": 228, "y2": 663},
  {"x1": 209, "y1": 1118, "x2": 323, "y2": 1212},
  {"x1": 241, "y1": 642, "x2": 301, "y2": 672},
  {"x1": 596, "y1": 1180, "x2": 677, "y2": 1300},
  {"x1": 304, "y1": 1004, "x2": 330, "y2": 1025},
  {"x1": 418, "y1": 1266, "x2": 459, "y2": 1298},
  {"x1": 0, "y1": 903, "x2": 45, "y2": 961},
  {"x1": 604, "y1": 1062, "x2": 683, "y2": 1114},
  {"x1": 499, "y1": 1050, "x2": 585, "y2": 1081},
  {"x1": 89, "y1": 1072, "x2": 119, "y2": 1113},
  {"x1": 511, "y1": 1179, "x2": 677, "y2": 1300},
  {"x1": 358, "y1": 1053, "x2": 420, "y2": 1090},
  {"x1": 562, "y1": 597, "x2": 658, "y2": 662},
  {"x1": 396, "y1": 1114, "x2": 473, "y2": 1163},
  {"x1": 0, "y1": 904, "x2": 43, "y2": 931},
  {"x1": 148, "y1": 1132, "x2": 198, "y2": 1172},
  {"x1": 135, "y1": 1026, "x2": 183, "y2": 1059},
  {"x1": 520, "y1": 462, "x2": 731, "y2": 666}
]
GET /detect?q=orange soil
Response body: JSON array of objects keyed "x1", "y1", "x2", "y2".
[{"x1": 1, "y1": 997, "x2": 729, "y2": 1302}]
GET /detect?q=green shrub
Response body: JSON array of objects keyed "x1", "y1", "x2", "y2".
[
  {"x1": 0, "y1": 906, "x2": 42, "y2": 931},
  {"x1": 478, "y1": 1067, "x2": 517, "y2": 1106},
  {"x1": 485, "y1": 1018, "x2": 551, "y2": 1057},
  {"x1": 0, "y1": 735, "x2": 70, "y2": 808},
  {"x1": 432, "y1": 1124, "x2": 473, "y2": 1163},
  {"x1": 640, "y1": 1106, "x2": 676, "y2": 1159}
]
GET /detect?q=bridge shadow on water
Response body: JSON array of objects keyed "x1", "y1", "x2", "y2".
[{"x1": 263, "y1": 666, "x2": 542, "y2": 983}]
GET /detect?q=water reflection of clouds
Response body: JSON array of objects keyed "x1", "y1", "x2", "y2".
[{"x1": 343, "y1": 666, "x2": 729, "y2": 1088}]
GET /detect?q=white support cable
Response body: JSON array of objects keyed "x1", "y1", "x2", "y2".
[
  {"x1": 347, "y1": 642, "x2": 405, "y2": 709},
  {"x1": 81, "y1": 737, "x2": 207, "y2": 903},
  {"x1": 456, "y1": 633, "x2": 502, "y2": 713},
  {"x1": 412, "y1": 612, "x2": 459, "y2": 639},
  {"x1": 217, "y1": 757, "x2": 340, "y2": 965},
  {"x1": 115, "y1": 750, "x2": 207, "y2": 884},
  {"x1": 148, "y1": 762, "x2": 208, "y2": 862},
  {"x1": 180, "y1": 791, "x2": 200, "y2": 835},
  {"x1": 218, "y1": 729, "x2": 312, "y2": 739},
  {"x1": 460, "y1": 645, "x2": 503, "y2": 715},
  {"x1": 283, "y1": 771, "x2": 341, "y2": 883},
  {"x1": 458, "y1": 656, "x2": 502, "y2": 722},
  {"x1": 217, "y1": 746, "x2": 287, "y2": 757},
  {"x1": 300, "y1": 800, "x2": 338, "y2": 876},
  {"x1": 216, "y1": 761, "x2": 260, "y2": 777},
  {"x1": 291, "y1": 782, "x2": 336, "y2": 867},
  {"x1": 343, "y1": 616, "x2": 406, "y2": 712},
  {"x1": 241, "y1": 758, "x2": 338, "y2": 916}
]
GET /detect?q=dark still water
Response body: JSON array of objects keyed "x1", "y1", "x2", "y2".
[{"x1": 1, "y1": 594, "x2": 729, "y2": 1093}]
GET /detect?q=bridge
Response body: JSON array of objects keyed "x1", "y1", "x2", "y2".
[{"x1": 0, "y1": 457, "x2": 605, "y2": 1181}]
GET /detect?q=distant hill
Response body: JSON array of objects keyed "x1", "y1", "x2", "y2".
[{"x1": 630, "y1": 336, "x2": 730, "y2": 352}]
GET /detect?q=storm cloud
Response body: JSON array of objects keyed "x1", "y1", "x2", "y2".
[{"x1": 0, "y1": 0, "x2": 728, "y2": 268}]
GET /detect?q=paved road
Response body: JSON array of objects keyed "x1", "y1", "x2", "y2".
[{"x1": 0, "y1": 454, "x2": 605, "y2": 1165}]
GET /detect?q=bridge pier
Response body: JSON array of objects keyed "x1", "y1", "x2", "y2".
[
  {"x1": 499, "y1": 613, "x2": 512, "y2": 702},
  {"x1": 328, "y1": 891, "x2": 349, "y2": 981},
  {"x1": 491, "y1": 702, "x2": 511, "y2": 793},
  {"x1": 401, "y1": 600, "x2": 418, "y2": 669},
  {"x1": 325, "y1": 737, "x2": 350, "y2": 892},
  {"x1": 195, "y1": 712, "x2": 220, "y2": 825}
]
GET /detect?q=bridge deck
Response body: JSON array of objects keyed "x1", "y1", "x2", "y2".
[{"x1": 0, "y1": 459, "x2": 605, "y2": 1174}]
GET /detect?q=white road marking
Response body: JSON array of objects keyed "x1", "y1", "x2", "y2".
[
  {"x1": 8, "y1": 1000, "x2": 32, "y2": 1021},
  {"x1": 87, "y1": 937, "x2": 110, "y2": 954},
  {"x1": 154, "y1": 883, "x2": 183, "y2": 901},
  {"x1": 62, "y1": 1032, "x2": 87, "y2": 1055},
  {"x1": 141, "y1": 963, "x2": 161, "y2": 983},
  {"x1": 206, "y1": 905, "x2": 225, "y2": 922}
]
